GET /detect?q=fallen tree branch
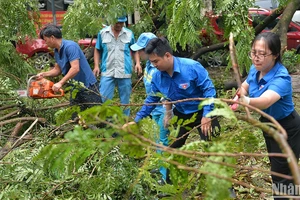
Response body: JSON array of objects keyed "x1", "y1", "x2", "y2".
[
  {"x1": 11, "y1": 119, "x2": 38, "y2": 149},
  {"x1": 229, "y1": 33, "x2": 251, "y2": 117},
  {"x1": 0, "y1": 109, "x2": 20, "y2": 121},
  {"x1": 0, "y1": 127, "x2": 14, "y2": 136},
  {"x1": 0, "y1": 122, "x2": 26, "y2": 160},
  {"x1": 0, "y1": 117, "x2": 46, "y2": 126},
  {"x1": 0, "y1": 104, "x2": 18, "y2": 111},
  {"x1": 165, "y1": 159, "x2": 272, "y2": 194},
  {"x1": 34, "y1": 102, "x2": 69, "y2": 111}
]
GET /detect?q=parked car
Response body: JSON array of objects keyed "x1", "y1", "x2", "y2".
[
  {"x1": 16, "y1": 37, "x2": 52, "y2": 70},
  {"x1": 198, "y1": 7, "x2": 300, "y2": 67},
  {"x1": 16, "y1": 36, "x2": 96, "y2": 70},
  {"x1": 254, "y1": 0, "x2": 278, "y2": 10},
  {"x1": 292, "y1": 10, "x2": 300, "y2": 24},
  {"x1": 249, "y1": 8, "x2": 300, "y2": 53}
]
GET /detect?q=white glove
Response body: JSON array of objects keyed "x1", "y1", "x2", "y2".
[{"x1": 240, "y1": 96, "x2": 250, "y2": 105}]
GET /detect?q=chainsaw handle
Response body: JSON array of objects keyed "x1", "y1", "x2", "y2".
[
  {"x1": 49, "y1": 88, "x2": 64, "y2": 98},
  {"x1": 59, "y1": 88, "x2": 64, "y2": 96}
]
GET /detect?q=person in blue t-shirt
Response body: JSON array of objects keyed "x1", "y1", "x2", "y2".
[
  {"x1": 130, "y1": 32, "x2": 170, "y2": 183},
  {"x1": 37, "y1": 24, "x2": 101, "y2": 110},
  {"x1": 134, "y1": 37, "x2": 216, "y2": 142},
  {"x1": 124, "y1": 37, "x2": 217, "y2": 184},
  {"x1": 237, "y1": 32, "x2": 300, "y2": 199}
]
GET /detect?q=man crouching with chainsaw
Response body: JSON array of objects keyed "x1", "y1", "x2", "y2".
[{"x1": 37, "y1": 24, "x2": 102, "y2": 112}]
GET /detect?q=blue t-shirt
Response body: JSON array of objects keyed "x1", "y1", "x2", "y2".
[
  {"x1": 143, "y1": 60, "x2": 165, "y2": 116},
  {"x1": 246, "y1": 62, "x2": 294, "y2": 120},
  {"x1": 54, "y1": 39, "x2": 97, "y2": 87},
  {"x1": 135, "y1": 57, "x2": 216, "y2": 122}
]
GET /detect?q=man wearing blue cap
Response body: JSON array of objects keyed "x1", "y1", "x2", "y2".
[
  {"x1": 93, "y1": 16, "x2": 142, "y2": 116},
  {"x1": 130, "y1": 32, "x2": 170, "y2": 184}
]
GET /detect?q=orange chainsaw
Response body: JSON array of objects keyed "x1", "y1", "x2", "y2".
[{"x1": 26, "y1": 75, "x2": 64, "y2": 99}]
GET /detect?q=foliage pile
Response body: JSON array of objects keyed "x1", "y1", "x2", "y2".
[
  {"x1": 0, "y1": 77, "x2": 280, "y2": 199},
  {"x1": 1, "y1": 0, "x2": 300, "y2": 199}
]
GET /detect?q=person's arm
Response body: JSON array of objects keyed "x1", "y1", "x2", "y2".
[
  {"x1": 239, "y1": 79, "x2": 281, "y2": 110},
  {"x1": 195, "y1": 65, "x2": 216, "y2": 117},
  {"x1": 194, "y1": 64, "x2": 216, "y2": 136},
  {"x1": 93, "y1": 32, "x2": 102, "y2": 77},
  {"x1": 239, "y1": 81, "x2": 249, "y2": 96},
  {"x1": 93, "y1": 48, "x2": 101, "y2": 77},
  {"x1": 52, "y1": 59, "x2": 80, "y2": 92},
  {"x1": 133, "y1": 51, "x2": 142, "y2": 75},
  {"x1": 58, "y1": 59, "x2": 79, "y2": 85},
  {"x1": 123, "y1": 92, "x2": 160, "y2": 129},
  {"x1": 243, "y1": 90, "x2": 280, "y2": 110},
  {"x1": 37, "y1": 63, "x2": 61, "y2": 78},
  {"x1": 134, "y1": 95, "x2": 160, "y2": 122},
  {"x1": 130, "y1": 33, "x2": 142, "y2": 75},
  {"x1": 163, "y1": 101, "x2": 173, "y2": 128}
]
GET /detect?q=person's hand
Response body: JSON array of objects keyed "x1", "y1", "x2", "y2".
[
  {"x1": 134, "y1": 63, "x2": 142, "y2": 76},
  {"x1": 122, "y1": 121, "x2": 136, "y2": 130},
  {"x1": 230, "y1": 94, "x2": 240, "y2": 111},
  {"x1": 93, "y1": 67, "x2": 100, "y2": 77},
  {"x1": 163, "y1": 111, "x2": 173, "y2": 129},
  {"x1": 201, "y1": 117, "x2": 212, "y2": 136},
  {"x1": 240, "y1": 96, "x2": 250, "y2": 105},
  {"x1": 35, "y1": 73, "x2": 45, "y2": 80},
  {"x1": 52, "y1": 82, "x2": 63, "y2": 93}
]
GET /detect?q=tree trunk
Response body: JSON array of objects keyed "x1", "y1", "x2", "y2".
[{"x1": 272, "y1": 0, "x2": 300, "y2": 53}]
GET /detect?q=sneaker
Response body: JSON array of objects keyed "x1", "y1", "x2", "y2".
[
  {"x1": 157, "y1": 178, "x2": 166, "y2": 186},
  {"x1": 157, "y1": 178, "x2": 172, "y2": 186},
  {"x1": 228, "y1": 187, "x2": 236, "y2": 198},
  {"x1": 157, "y1": 192, "x2": 171, "y2": 198},
  {"x1": 150, "y1": 168, "x2": 160, "y2": 174}
]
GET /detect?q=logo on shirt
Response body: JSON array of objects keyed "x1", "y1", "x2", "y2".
[
  {"x1": 259, "y1": 85, "x2": 264, "y2": 90},
  {"x1": 179, "y1": 83, "x2": 190, "y2": 90}
]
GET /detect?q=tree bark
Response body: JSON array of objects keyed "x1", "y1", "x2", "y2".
[
  {"x1": 272, "y1": 0, "x2": 300, "y2": 53},
  {"x1": 0, "y1": 122, "x2": 29, "y2": 160}
]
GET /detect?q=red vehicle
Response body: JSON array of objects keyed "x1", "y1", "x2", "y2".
[
  {"x1": 16, "y1": 37, "x2": 52, "y2": 70},
  {"x1": 249, "y1": 8, "x2": 300, "y2": 52},
  {"x1": 201, "y1": 8, "x2": 300, "y2": 52},
  {"x1": 199, "y1": 8, "x2": 300, "y2": 67},
  {"x1": 16, "y1": 10, "x2": 66, "y2": 70}
]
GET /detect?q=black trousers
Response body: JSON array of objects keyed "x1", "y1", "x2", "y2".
[
  {"x1": 70, "y1": 83, "x2": 102, "y2": 111},
  {"x1": 170, "y1": 109, "x2": 207, "y2": 148},
  {"x1": 260, "y1": 110, "x2": 300, "y2": 199}
]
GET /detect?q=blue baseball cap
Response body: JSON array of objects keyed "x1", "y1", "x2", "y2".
[
  {"x1": 130, "y1": 32, "x2": 157, "y2": 51},
  {"x1": 117, "y1": 16, "x2": 127, "y2": 22}
]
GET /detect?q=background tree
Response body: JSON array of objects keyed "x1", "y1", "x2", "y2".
[
  {"x1": 0, "y1": 0, "x2": 40, "y2": 86},
  {"x1": 1, "y1": 0, "x2": 300, "y2": 199}
]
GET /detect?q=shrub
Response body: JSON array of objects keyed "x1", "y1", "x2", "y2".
[{"x1": 282, "y1": 50, "x2": 300, "y2": 74}]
